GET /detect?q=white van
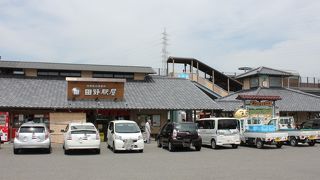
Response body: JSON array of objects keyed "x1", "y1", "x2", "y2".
[
  {"x1": 107, "y1": 120, "x2": 144, "y2": 153},
  {"x1": 196, "y1": 118, "x2": 240, "y2": 149}
]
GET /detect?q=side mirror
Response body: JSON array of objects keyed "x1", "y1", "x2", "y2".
[{"x1": 60, "y1": 129, "x2": 65, "y2": 133}]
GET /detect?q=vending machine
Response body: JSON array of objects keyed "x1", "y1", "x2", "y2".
[{"x1": 0, "y1": 112, "x2": 9, "y2": 142}]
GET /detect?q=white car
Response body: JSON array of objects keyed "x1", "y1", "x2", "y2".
[
  {"x1": 107, "y1": 120, "x2": 144, "y2": 153},
  {"x1": 13, "y1": 122, "x2": 51, "y2": 154},
  {"x1": 62, "y1": 122, "x2": 101, "y2": 154}
]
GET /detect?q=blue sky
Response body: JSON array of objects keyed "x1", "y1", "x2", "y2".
[{"x1": 1, "y1": 0, "x2": 320, "y2": 77}]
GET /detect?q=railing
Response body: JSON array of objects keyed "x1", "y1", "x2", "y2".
[
  {"x1": 285, "y1": 76, "x2": 320, "y2": 89},
  {"x1": 169, "y1": 72, "x2": 229, "y2": 97}
]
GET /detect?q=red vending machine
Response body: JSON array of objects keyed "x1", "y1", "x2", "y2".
[{"x1": 0, "y1": 112, "x2": 9, "y2": 142}]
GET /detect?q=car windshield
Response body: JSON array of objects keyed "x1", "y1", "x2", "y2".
[
  {"x1": 71, "y1": 125, "x2": 95, "y2": 130},
  {"x1": 115, "y1": 123, "x2": 140, "y2": 133},
  {"x1": 20, "y1": 126, "x2": 45, "y2": 133},
  {"x1": 175, "y1": 123, "x2": 197, "y2": 132},
  {"x1": 218, "y1": 119, "x2": 238, "y2": 130}
]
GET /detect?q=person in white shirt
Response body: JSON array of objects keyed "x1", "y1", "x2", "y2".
[{"x1": 145, "y1": 119, "x2": 151, "y2": 144}]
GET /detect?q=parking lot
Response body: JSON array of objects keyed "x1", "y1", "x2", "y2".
[{"x1": 0, "y1": 141, "x2": 320, "y2": 180}]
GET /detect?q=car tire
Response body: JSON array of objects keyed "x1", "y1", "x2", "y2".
[
  {"x1": 139, "y1": 149, "x2": 144, "y2": 153},
  {"x1": 46, "y1": 146, "x2": 52, "y2": 154},
  {"x1": 256, "y1": 139, "x2": 264, "y2": 149},
  {"x1": 168, "y1": 141, "x2": 175, "y2": 152},
  {"x1": 96, "y1": 149, "x2": 101, "y2": 154},
  {"x1": 276, "y1": 143, "x2": 283, "y2": 148},
  {"x1": 290, "y1": 137, "x2": 298, "y2": 146},
  {"x1": 308, "y1": 140, "x2": 316, "y2": 146},
  {"x1": 64, "y1": 149, "x2": 70, "y2": 155},
  {"x1": 113, "y1": 142, "x2": 117, "y2": 153},
  {"x1": 232, "y1": 144, "x2": 238, "y2": 149},
  {"x1": 157, "y1": 138, "x2": 162, "y2": 148},
  {"x1": 195, "y1": 145, "x2": 201, "y2": 151},
  {"x1": 13, "y1": 148, "x2": 19, "y2": 154},
  {"x1": 211, "y1": 139, "x2": 218, "y2": 149}
]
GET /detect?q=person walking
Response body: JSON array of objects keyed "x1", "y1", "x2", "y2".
[{"x1": 145, "y1": 119, "x2": 151, "y2": 144}]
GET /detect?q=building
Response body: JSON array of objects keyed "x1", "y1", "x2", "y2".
[
  {"x1": 0, "y1": 60, "x2": 221, "y2": 143},
  {"x1": 216, "y1": 66, "x2": 320, "y2": 123}
]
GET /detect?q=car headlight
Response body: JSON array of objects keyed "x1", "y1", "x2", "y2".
[
  {"x1": 115, "y1": 134, "x2": 122, "y2": 140},
  {"x1": 138, "y1": 135, "x2": 143, "y2": 140}
]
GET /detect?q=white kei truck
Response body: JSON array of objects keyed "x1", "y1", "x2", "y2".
[
  {"x1": 267, "y1": 117, "x2": 319, "y2": 146},
  {"x1": 239, "y1": 118, "x2": 288, "y2": 149}
]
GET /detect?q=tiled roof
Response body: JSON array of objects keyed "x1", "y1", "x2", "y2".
[
  {"x1": 216, "y1": 87, "x2": 320, "y2": 112},
  {"x1": 0, "y1": 60, "x2": 155, "y2": 74},
  {"x1": 236, "y1": 66, "x2": 292, "y2": 79},
  {"x1": 0, "y1": 76, "x2": 221, "y2": 110}
]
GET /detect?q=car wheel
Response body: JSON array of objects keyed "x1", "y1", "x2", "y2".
[
  {"x1": 46, "y1": 146, "x2": 52, "y2": 154},
  {"x1": 308, "y1": 140, "x2": 316, "y2": 146},
  {"x1": 195, "y1": 145, "x2": 201, "y2": 151},
  {"x1": 232, "y1": 144, "x2": 238, "y2": 149},
  {"x1": 168, "y1": 141, "x2": 175, "y2": 152},
  {"x1": 290, "y1": 137, "x2": 298, "y2": 146},
  {"x1": 13, "y1": 148, "x2": 19, "y2": 154},
  {"x1": 211, "y1": 139, "x2": 218, "y2": 149},
  {"x1": 64, "y1": 149, "x2": 70, "y2": 155},
  {"x1": 276, "y1": 143, "x2": 283, "y2": 148},
  {"x1": 96, "y1": 149, "x2": 101, "y2": 154},
  {"x1": 256, "y1": 139, "x2": 264, "y2": 149},
  {"x1": 157, "y1": 138, "x2": 162, "y2": 148},
  {"x1": 139, "y1": 149, "x2": 144, "y2": 153},
  {"x1": 113, "y1": 142, "x2": 117, "y2": 153}
]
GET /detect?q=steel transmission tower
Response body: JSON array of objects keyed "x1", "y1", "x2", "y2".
[{"x1": 161, "y1": 28, "x2": 168, "y2": 76}]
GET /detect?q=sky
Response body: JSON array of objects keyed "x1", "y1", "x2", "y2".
[{"x1": 0, "y1": 0, "x2": 320, "y2": 77}]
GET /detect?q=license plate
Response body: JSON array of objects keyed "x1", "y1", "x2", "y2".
[
  {"x1": 309, "y1": 135, "x2": 316, "y2": 140},
  {"x1": 275, "y1": 137, "x2": 281, "y2": 142}
]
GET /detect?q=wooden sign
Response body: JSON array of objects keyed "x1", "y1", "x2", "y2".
[
  {"x1": 250, "y1": 101, "x2": 273, "y2": 106},
  {"x1": 67, "y1": 77, "x2": 126, "y2": 100}
]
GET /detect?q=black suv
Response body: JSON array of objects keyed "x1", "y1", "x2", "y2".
[{"x1": 157, "y1": 122, "x2": 202, "y2": 152}]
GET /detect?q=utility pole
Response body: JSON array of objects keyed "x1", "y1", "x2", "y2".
[{"x1": 161, "y1": 28, "x2": 168, "y2": 76}]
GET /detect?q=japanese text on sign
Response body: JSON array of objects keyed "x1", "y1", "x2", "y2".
[{"x1": 84, "y1": 88, "x2": 117, "y2": 96}]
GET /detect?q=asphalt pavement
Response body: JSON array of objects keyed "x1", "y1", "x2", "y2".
[{"x1": 0, "y1": 141, "x2": 320, "y2": 180}]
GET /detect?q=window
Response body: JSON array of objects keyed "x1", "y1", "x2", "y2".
[
  {"x1": 250, "y1": 77, "x2": 259, "y2": 88},
  {"x1": 59, "y1": 71, "x2": 81, "y2": 77},
  {"x1": 270, "y1": 77, "x2": 282, "y2": 87},
  {"x1": 115, "y1": 123, "x2": 140, "y2": 133},
  {"x1": 93, "y1": 72, "x2": 113, "y2": 78},
  {"x1": 175, "y1": 123, "x2": 197, "y2": 132},
  {"x1": 218, "y1": 119, "x2": 238, "y2": 129},
  {"x1": 19, "y1": 126, "x2": 45, "y2": 133}
]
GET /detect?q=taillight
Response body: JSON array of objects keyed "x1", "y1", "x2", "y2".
[
  {"x1": 96, "y1": 132, "x2": 100, "y2": 140},
  {"x1": 172, "y1": 129, "x2": 177, "y2": 139},
  {"x1": 16, "y1": 131, "x2": 19, "y2": 139},
  {"x1": 45, "y1": 131, "x2": 49, "y2": 139},
  {"x1": 67, "y1": 132, "x2": 72, "y2": 140}
]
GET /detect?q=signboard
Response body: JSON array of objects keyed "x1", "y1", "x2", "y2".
[
  {"x1": 67, "y1": 77, "x2": 126, "y2": 100},
  {"x1": 250, "y1": 101, "x2": 273, "y2": 106}
]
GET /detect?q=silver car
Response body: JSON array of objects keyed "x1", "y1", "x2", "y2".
[{"x1": 13, "y1": 122, "x2": 51, "y2": 154}]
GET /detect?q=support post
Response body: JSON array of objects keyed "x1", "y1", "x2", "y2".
[
  {"x1": 196, "y1": 62, "x2": 199, "y2": 82},
  {"x1": 193, "y1": 110, "x2": 196, "y2": 122},
  {"x1": 227, "y1": 78, "x2": 230, "y2": 93},
  {"x1": 212, "y1": 70, "x2": 215, "y2": 91},
  {"x1": 191, "y1": 61, "x2": 193, "y2": 80},
  {"x1": 171, "y1": 60, "x2": 175, "y2": 78}
]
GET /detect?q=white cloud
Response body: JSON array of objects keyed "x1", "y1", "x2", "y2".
[{"x1": 0, "y1": 0, "x2": 319, "y2": 77}]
